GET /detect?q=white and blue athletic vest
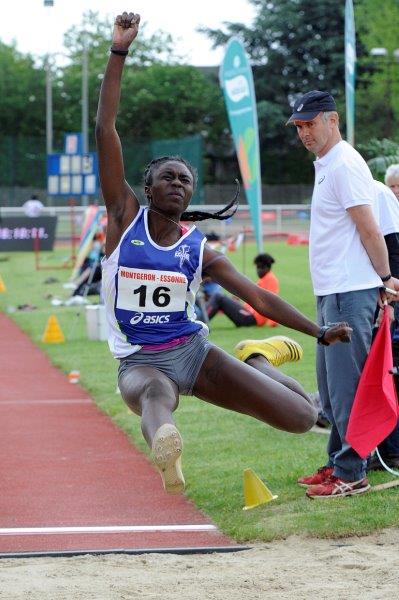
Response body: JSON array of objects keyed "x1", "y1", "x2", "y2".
[{"x1": 102, "y1": 207, "x2": 208, "y2": 358}]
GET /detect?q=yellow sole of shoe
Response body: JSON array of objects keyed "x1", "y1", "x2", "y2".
[
  {"x1": 234, "y1": 335, "x2": 303, "y2": 366},
  {"x1": 152, "y1": 424, "x2": 185, "y2": 494}
]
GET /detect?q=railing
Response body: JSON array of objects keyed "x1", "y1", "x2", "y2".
[{"x1": 1, "y1": 204, "x2": 311, "y2": 242}]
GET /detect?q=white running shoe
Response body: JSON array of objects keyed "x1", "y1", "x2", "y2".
[{"x1": 151, "y1": 424, "x2": 185, "y2": 494}]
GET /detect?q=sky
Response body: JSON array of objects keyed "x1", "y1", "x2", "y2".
[{"x1": 0, "y1": 0, "x2": 256, "y2": 66}]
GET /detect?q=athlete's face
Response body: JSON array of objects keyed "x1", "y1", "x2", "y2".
[
  {"x1": 147, "y1": 161, "x2": 194, "y2": 214},
  {"x1": 386, "y1": 175, "x2": 399, "y2": 201},
  {"x1": 294, "y1": 113, "x2": 337, "y2": 157}
]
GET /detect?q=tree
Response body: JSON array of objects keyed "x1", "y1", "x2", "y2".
[
  {"x1": 357, "y1": 138, "x2": 399, "y2": 179},
  {"x1": 0, "y1": 42, "x2": 45, "y2": 137},
  {"x1": 354, "y1": 0, "x2": 399, "y2": 142},
  {"x1": 52, "y1": 12, "x2": 226, "y2": 152},
  {"x1": 0, "y1": 12, "x2": 231, "y2": 188},
  {"x1": 51, "y1": 11, "x2": 180, "y2": 146},
  {"x1": 0, "y1": 42, "x2": 48, "y2": 187},
  {"x1": 200, "y1": 0, "x2": 348, "y2": 183}
]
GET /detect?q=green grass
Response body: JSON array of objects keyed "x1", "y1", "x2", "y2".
[{"x1": 1, "y1": 243, "x2": 398, "y2": 543}]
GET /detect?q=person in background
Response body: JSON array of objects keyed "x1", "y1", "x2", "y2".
[
  {"x1": 385, "y1": 164, "x2": 399, "y2": 201},
  {"x1": 312, "y1": 179, "x2": 399, "y2": 446},
  {"x1": 194, "y1": 276, "x2": 221, "y2": 323},
  {"x1": 367, "y1": 178, "x2": 399, "y2": 470},
  {"x1": 287, "y1": 90, "x2": 398, "y2": 499},
  {"x1": 22, "y1": 194, "x2": 44, "y2": 218},
  {"x1": 206, "y1": 253, "x2": 280, "y2": 327},
  {"x1": 72, "y1": 240, "x2": 105, "y2": 298}
]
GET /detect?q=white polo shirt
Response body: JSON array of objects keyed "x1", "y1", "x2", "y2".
[
  {"x1": 309, "y1": 140, "x2": 381, "y2": 296},
  {"x1": 373, "y1": 180, "x2": 399, "y2": 236}
]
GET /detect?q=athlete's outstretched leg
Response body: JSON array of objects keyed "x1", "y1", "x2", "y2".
[
  {"x1": 234, "y1": 336, "x2": 318, "y2": 409},
  {"x1": 118, "y1": 365, "x2": 184, "y2": 494},
  {"x1": 193, "y1": 346, "x2": 317, "y2": 433},
  {"x1": 245, "y1": 354, "x2": 314, "y2": 405}
]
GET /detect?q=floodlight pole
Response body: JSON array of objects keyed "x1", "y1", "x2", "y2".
[
  {"x1": 82, "y1": 31, "x2": 89, "y2": 206},
  {"x1": 44, "y1": 0, "x2": 54, "y2": 155},
  {"x1": 44, "y1": 0, "x2": 54, "y2": 206},
  {"x1": 45, "y1": 57, "x2": 53, "y2": 155}
]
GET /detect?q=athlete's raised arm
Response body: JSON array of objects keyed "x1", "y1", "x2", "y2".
[{"x1": 95, "y1": 11, "x2": 141, "y2": 255}]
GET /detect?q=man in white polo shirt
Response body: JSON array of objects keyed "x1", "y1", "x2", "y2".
[{"x1": 287, "y1": 90, "x2": 397, "y2": 498}]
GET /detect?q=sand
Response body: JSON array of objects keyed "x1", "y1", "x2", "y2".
[{"x1": 1, "y1": 528, "x2": 399, "y2": 600}]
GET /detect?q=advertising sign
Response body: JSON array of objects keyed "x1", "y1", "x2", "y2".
[{"x1": 0, "y1": 217, "x2": 57, "y2": 251}]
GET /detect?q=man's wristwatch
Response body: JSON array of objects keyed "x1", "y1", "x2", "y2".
[{"x1": 317, "y1": 325, "x2": 331, "y2": 346}]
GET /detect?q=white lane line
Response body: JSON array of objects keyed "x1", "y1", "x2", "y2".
[
  {"x1": 0, "y1": 525, "x2": 217, "y2": 536},
  {"x1": 0, "y1": 399, "x2": 92, "y2": 405}
]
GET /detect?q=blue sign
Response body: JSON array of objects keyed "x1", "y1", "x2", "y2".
[
  {"x1": 47, "y1": 153, "x2": 98, "y2": 196},
  {"x1": 47, "y1": 133, "x2": 98, "y2": 196}
]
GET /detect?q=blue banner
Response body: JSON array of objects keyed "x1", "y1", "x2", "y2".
[
  {"x1": 345, "y1": 0, "x2": 356, "y2": 146},
  {"x1": 219, "y1": 37, "x2": 263, "y2": 251}
]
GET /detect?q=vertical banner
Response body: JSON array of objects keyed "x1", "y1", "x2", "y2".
[
  {"x1": 345, "y1": 0, "x2": 356, "y2": 146},
  {"x1": 219, "y1": 37, "x2": 263, "y2": 251}
]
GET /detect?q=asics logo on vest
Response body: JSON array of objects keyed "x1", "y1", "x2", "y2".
[
  {"x1": 130, "y1": 312, "x2": 170, "y2": 325},
  {"x1": 131, "y1": 239, "x2": 145, "y2": 245},
  {"x1": 130, "y1": 312, "x2": 144, "y2": 324},
  {"x1": 318, "y1": 175, "x2": 326, "y2": 184}
]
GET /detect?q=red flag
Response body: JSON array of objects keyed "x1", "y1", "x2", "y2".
[{"x1": 346, "y1": 306, "x2": 399, "y2": 458}]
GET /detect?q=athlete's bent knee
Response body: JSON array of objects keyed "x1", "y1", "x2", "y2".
[{"x1": 289, "y1": 404, "x2": 318, "y2": 433}]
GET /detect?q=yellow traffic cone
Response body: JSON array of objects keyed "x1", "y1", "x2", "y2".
[
  {"x1": 42, "y1": 315, "x2": 65, "y2": 343},
  {"x1": 0, "y1": 274, "x2": 6, "y2": 293},
  {"x1": 243, "y1": 468, "x2": 278, "y2": 510}
]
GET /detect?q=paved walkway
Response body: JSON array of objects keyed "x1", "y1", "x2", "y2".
[{"x1": 0, "y1": 313, "x2": 241, "y2": 557}]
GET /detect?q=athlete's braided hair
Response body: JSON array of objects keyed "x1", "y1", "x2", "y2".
[{"x1": 143, "y1": 156, "x2": 240, "y2": 222}]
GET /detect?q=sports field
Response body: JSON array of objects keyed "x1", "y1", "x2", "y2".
[{"x1": 0, "y1": 241, "x2": 398, "y2": 543}]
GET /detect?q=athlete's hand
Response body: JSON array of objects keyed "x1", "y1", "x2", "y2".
[
  {"x1": 112, "y1": 12, "x2": 140, "y2": 51},
  {"x1": 323, "y1": 322, "x2": 352, "y2": 345}
]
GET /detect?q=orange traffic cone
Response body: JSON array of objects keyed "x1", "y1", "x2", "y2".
[
  {"x1": 243, "y1": 468, "x2": 278, "y2": 510},
  {"x1": 42, "y1": 315, "x2": 65, "y2": 343},
  {"x1": 0, "y1": 274, "x2": 6, "y2": 293}
]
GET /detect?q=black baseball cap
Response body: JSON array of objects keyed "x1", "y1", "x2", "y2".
[{"x1": 286, "y1": 90, "x2": 336, "y2": 124}]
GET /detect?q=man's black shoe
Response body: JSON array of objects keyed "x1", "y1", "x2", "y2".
[{"x1": 316, "y1": 413, "x2": 331, "y2": 429}]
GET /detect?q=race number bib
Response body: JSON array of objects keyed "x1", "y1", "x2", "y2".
[{"x1": 117, "y1": 267, "x2": 188, "y2": 313}]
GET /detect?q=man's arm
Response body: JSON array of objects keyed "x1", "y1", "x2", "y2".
[{"x1": 347, "y1": 204, "x2": 397, "y2": 299}]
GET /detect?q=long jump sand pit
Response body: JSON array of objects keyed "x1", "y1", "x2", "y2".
[{"x1": 1, "y1": 528, "x2": 398, "y2": 599}]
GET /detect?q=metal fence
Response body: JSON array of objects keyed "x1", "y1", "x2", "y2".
[
  {"x1": 1, "y1": 204, "x2": 311, "y2": 244},
  {"x1": 0, "y1": 183, "x2": 313, "y2": 208}
]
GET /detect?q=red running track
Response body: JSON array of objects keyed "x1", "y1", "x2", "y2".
[{"x1": 0, "y1": 313, "x2": 243, "y2": 557}]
